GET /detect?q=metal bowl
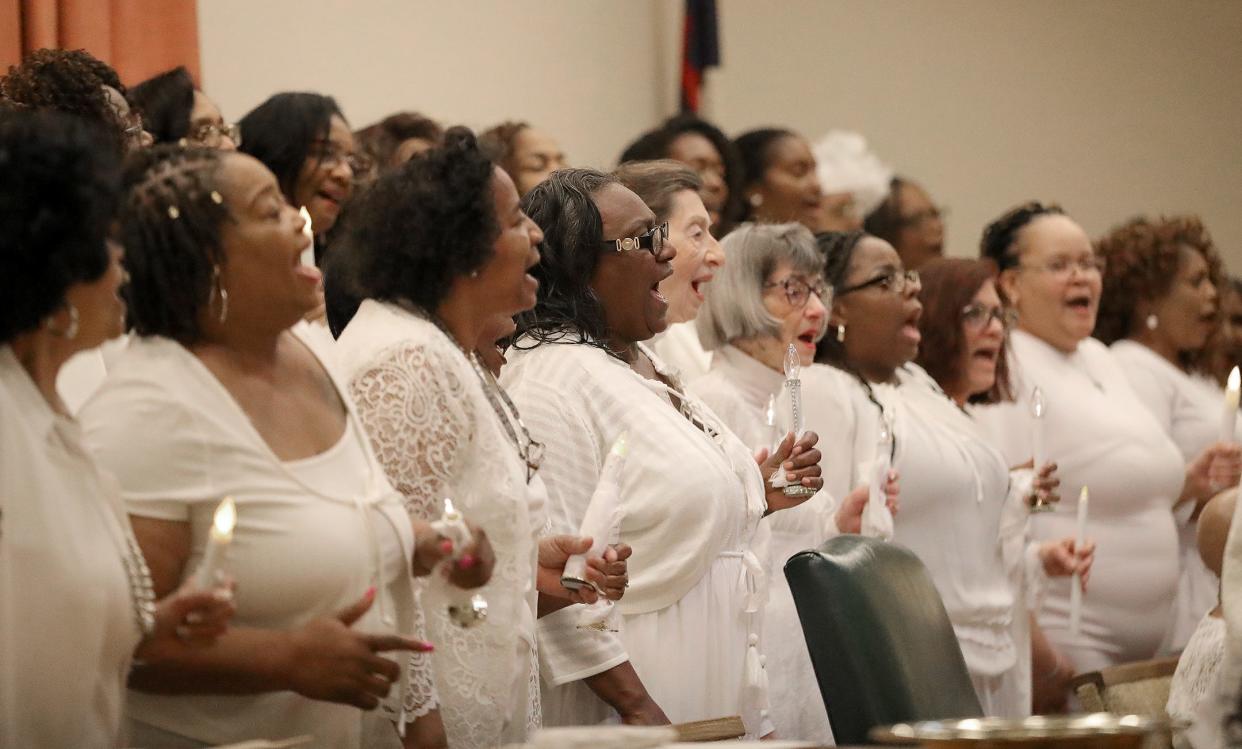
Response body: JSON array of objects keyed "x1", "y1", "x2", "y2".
[{"x1": 870, "y1": 713, "x2": 1163, "y2": 748}]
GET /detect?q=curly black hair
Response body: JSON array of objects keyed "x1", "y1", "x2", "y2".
[
  {"x1": 0, "y1": 48, "x2": 127, "y2": 152},
  {"x1": 126, "y1": 66, "x2": 196, "y2": 145},
  {"x1": 238, "y1": 92, "x2": 344, "y2": 205},
  {"x1": 0, "y1": 109, "x2": 121, "y2": 343},
  {"x1": 337, "y1": 126, "x2": 497, "y2": 317},
  {"x1": 512, "y1": 168, "x2": 618, "y2": 356},
  {"x1": 1094, "y1": 215, "x2": 1223, "y2": 372},
  {"x1": 618, "y1": 114, "x2": 741, "y2": 229},
  {"x1": 730, "y1": 127, "x2": 795, "y2": 224},
  {"x1": 979, "y1": 201, "x2": 1065, "y2": 273},
  {"x1": 118, "y1": 145, "x2": 231, "y2": 344}
]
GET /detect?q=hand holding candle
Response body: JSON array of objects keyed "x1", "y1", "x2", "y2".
[
  {"x1": 432, "y1": 498, "x2": 488, "y2": 628},
  {"x1": 1029, "y1": 387, "x2": 1052, "y2": 513},
  {"x1": 780, "y1": 344, "x2": 817, "y2": 498},
  {"x1": 1069, "y1": 486, "x2": 1089, "y2": 636},
  {"x1": 194, "y1": 497, "x2": 236, "y2": 590},
  {"x1": 563, "y1": 432, "x2": 628, "y2": 592}
]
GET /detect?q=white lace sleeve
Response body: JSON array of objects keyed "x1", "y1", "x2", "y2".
[{"x1": 351, "y1": 340, "x2": 476, "y2": 722}]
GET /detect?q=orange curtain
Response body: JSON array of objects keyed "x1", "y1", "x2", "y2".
[{"x1": 0, "y1": 0, "x2": 200, "y2": 87}]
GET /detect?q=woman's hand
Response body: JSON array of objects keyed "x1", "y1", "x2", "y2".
[
  {"x1": 134, "y1": 580, "x2": 237, "y2": 658},
  {"x1": 758, "y1": 431, "x2": 824, "y2": 513},
  {"x1": 536, "y1": 536, "x2": 632, "y2": 604},
  {"x1": 834, "y1": 471, "x2": 900, "y2": 534},
  {"x1": 1183, "y1": 442, "x2": 1242, "y2": 509},
  {"x1": 286, "y1": 587, "x2": 433, "y2": 710},
  {"x1": 1038, "y1": 537, "x2": 1095, "y2": 583},
  {"x1": 1028, "y1": 461, "x2": 1061, "y2": 509},
  {"x1": 412, "y1": 517, "x2": 495, "y2": 589}
]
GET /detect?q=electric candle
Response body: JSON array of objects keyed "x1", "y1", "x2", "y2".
[{"x1": 194, "y1": 497, "x2": 236, "y2": 589}]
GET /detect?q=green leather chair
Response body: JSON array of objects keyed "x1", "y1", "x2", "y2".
[{"x1": 784, "y1": 535, "x2": 983, "y2": 744}]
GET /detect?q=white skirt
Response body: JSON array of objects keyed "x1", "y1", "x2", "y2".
[{"x1": 542, "y1": 549, "x2": 772, "y2": 737}]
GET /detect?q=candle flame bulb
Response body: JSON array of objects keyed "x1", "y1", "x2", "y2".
[
  {"x1": 211, "y1": 496, "x2": 236, "y2": 540},
  {"x1": 783, "y1": 343, "x2": 800, "y2": 380},
  {"x1": 1222, "y1": 367, "x2": 1240, "y2": 444},
  {"x1": 442, "y1": 497, "x2": 461, "y2": 523},
  {"x1": 1229, "y1": 367, "x2": 1240, "y2": 398},
  {"x1": 299, "y1": 206, "x2": 314, "y2": 242},
  {"x1": 1031, "y1": 386, "x2": 1045, "y2": 419}
]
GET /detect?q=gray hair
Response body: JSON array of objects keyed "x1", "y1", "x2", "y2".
[{"x1": 697, "y1": 222, "x2": 825, "y2": 350}]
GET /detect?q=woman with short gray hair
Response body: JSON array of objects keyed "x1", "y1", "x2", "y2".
[{"x1": 690, "y1": 222, "x2": 894, "y2": 743}]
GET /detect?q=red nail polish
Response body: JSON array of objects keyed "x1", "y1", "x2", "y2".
[
  {"x1": 458, "y1": 554, "x2": 477, "y2": 570},
  {"x1": 364, "y1": 586, "x2": 376, "y2": 600},
  {"x1": 418, "y1": 642, "x2": 435, "y2": 652},
  {"x1": 440, "y1": 540, "x2": 454, "y2": 555}
]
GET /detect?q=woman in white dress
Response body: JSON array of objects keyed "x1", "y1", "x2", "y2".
[
  {"x1": 504, "y1": 169, "x2": 825, "y2": 738},
  {"x1": 691, "y1": 221, "x2": 895, "y2": 740},
  {"x1": 813, "y1": 230, "x2": 1054, "y2": 715},
  {"x1": 80, "y1": 145, "x2": 477, "y2": 749},
  {"x1": 1094, "y1": 215, "x2": 1240, "y2": 653},
  {"x1": 614, "y1": 160, "x2": 723, "y2": 383},
  {"x1": 0, "y1": 112, "x2": 232, "y2": 746},
  {"x1": 332, "y1": 128, "x2": 627, "y2": 748},
  {"x1": 973, "y1": 202, "x2": 1239, "y2": 685},
  {"x1": 915, "y1": 257, "x2": 1094, "y2": 716}
]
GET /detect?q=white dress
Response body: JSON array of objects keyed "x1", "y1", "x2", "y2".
[
  {"x1": 56, "y1": 334, "x2": 128, "y2": 413},
  {"x1": 502, "y1": 338, "x2": 773, "y2": 737},
  {"x1": 888, "y1": 365, "x2": 1018, "y2": 715},
  {"x1": 1111, "y1": 339, "x2": 1232, "y2": 653},
  {"x1": 79, "y1": 327, "x2": 419, "y2": 749},
  {"x1": 335, "y1": 300, "x2": 542, "y2": 749},
  {"x1": 651, "y1": 321, "x2": 712, "y2": 384},
  {"x1": 1167, "y1": 613, "x2": 1225, "y2": 726},
  {"x1": 0, "y1": 346, "x2": 142, "y2": 747},
  {"x1": 690, "y1": 345, "x2": 839, "y2": 742},
  {"x1": 975, "y1": 330, "x2": 1185, "y2": 673}
]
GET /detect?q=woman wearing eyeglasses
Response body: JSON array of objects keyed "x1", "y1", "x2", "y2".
[
  {"x1": 812, "y1": 231, "x2": 1044, "y2": 715},
  {"x1": 127, "y1": 67, "x2": 240, "y2": 150},
  {"x1": 914, "y1": 257, "x2": 1092, "y2": 717},
  {"x1": 1093, "y1": 216, "x2": 1241, "y2": 655},
  {"x1": 974, "y1": 203, "x2": 1239, "y2": 699},
  {"x1": 240, "y1": 93, "x2": 370, "y2": 261},
  {"x1": 504, "y1": 169, "x2": 825, "y2": 738},
  {"x1": 692, "y1": 222, "x2": 895, "y2": 741}
]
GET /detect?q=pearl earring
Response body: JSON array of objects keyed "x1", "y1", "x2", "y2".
[
  {"x1": 748, "y1": 193, "x2": 763, "y2": 208},
  {"x1": 836, "y1": 324, "x2": 846, "y2": 343},
  {"x1": 1146, "y1": 314, "x2": 1158, "y2": 331}
]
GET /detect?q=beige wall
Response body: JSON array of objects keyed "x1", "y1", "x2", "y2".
[{"x1": 200, "y1": 0, "x2": 1242, "y2": 268}]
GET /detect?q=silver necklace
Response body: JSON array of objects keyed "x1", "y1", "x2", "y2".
[{"x1": 418, "y1": 308, "x2": 544, "y2": 483}]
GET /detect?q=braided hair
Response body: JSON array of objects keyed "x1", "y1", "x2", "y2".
[
  {"x1": 513, "y1": 168, "x2": 617, "y2": 357},
  {"x1": 979, "y1": 201, "x2": 1065, "y2": 273},
  {"x1": 118, "y1": 145, "x2": 230, "y2": 344}
]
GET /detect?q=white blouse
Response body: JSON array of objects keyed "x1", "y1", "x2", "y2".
[
  {"x1": 0, "y1": 346, "x2": 142, "y2": 747},
  {"x1": 1111, "y1": 339, "x2": 1231, "y2": 652},
  {"x1": 689, "y1": 344, "x2": 839, "y2": 742},
  {"x1": 79, "y1": 327, "x2": 418, "y2": 749},
  {"x1": 335, "y1": 300, "x2": 542, "y2": 749},
  {"x1": 503, "y1": 338, "x2": 772, "y2": 736},
  {"x1": 975, "y1": 330, "x2": 1185, "y2": 671},
  {"x1": 650, "y1": 321, "x2": 711, "y2": 384}
]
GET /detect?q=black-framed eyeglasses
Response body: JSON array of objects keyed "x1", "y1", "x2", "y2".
[
  {"x1": 961, "y1": 302, "x2": 1011, "y2": 331},
  {"x1": 839, "y1": 268, "x2": 921, "y2": 296},
  {"x1": 601, "y1": 222, "x2": 669, "y2": 257},
  {"x1": 764, "y1": 275, "x2": 832, "y2": 309}
]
